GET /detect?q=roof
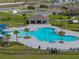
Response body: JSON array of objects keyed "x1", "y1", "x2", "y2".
[{"x1": 28, "y1": 15, "x2": 48, "y2": 20}]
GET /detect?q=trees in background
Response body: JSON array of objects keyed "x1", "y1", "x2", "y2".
[
  {"x1": 27, "y1": 6, "x2": 35, "y2": 10},
  {"x1": 40, "y1": 4, "x2": 48, "y2": 9}
]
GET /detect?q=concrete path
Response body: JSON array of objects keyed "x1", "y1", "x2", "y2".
[{"x1": 0, "y1": 2, "x2": 24, "y2": 5}]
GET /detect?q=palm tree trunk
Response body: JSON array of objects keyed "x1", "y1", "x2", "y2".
[
  {"x1": 9, "y1": 21, "x2": 11, "y2": 27},
  {"x1": 4, "y1": 36, "x2": 5, "y2": 42},
  {"x1": 61, "y1": 19, "x2": 64, "y2": 42},
  {"x1": 4, "y1": 36, "x2": 7, "y2": 48},
  {"x1": 26, "y1": 32, "x2": 28, "y2": 37},
  {"x1": 16, "y1": 34, "x2": 18, "y2": 45},
  {"x1": 61, "y1": 36, "x2": 63, "y2": 41}
]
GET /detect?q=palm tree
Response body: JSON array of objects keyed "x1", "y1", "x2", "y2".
[
  {"x1": 1, "y1": 31, "x2": 7, "y2": 47},
  {"x1": 13, "y1": 30, "x2": 19, "y2": 44},
  {"x1": 0, "y1": 38, "x2": 3, "y2": 46},
  {"x1": 5, "y1": 17, "x2": 11, "y2": 27},
  {"x1": 22, "y1": 13, "x2": 28, "y2": 25},
  {"x1": 58, "y1": 31, "x2": 65, "y2": 43},
  {"x1": 22, "y1": 13, "x2": 27, "y2": 21},
  {"x1": 59, "y1": 17, "x2": 64, "y2": 30},
  {"x1": 58, "y1": 17, "x2": 65, "y2": 43},
  {"x1": 24, "y1": 28, "x2": 29, "y2": 38},
  {"x1": 7, "y1": 17, "x2": 11, "y2": 27},
  {"x1": 5, "y1": 34, "x2": 11, "y2": 47},
  {"x1": 1, "y1": 31, "x2": 7, "y2": 42},
  {"x1": 6, "y1": 34, "x2": 11, "y2": 42}
]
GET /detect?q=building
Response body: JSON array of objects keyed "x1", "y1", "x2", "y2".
[
  {"x1": 59, "y1": 0, "x2": 75, "y2": 3},
  {"x1": 69, "y1": 20, "x2": 79, "y2": 23},
  {"x1": 52, "y1": 0, "x2": 77, "y2": 3},
  {"x1": 27, "y1": 15, "x2": 48, "y2": 24}
]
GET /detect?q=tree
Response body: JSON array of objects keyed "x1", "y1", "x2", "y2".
[
  {"x1": 13, "y1": 30, "x2": 19, "y2": 45},
  {"x1": 27, "y1": 6, "x2": 35, "y2": 10},
  {"x1": 22, "y1": 13, "x2": 26, "y2": 17},
  {"x1": 61, "y1": 6, "x2": 68, "y2": 14},
  {"x1": 59, "y1": 17, "x2": 64, "y2": 29},
  {"x1": 22, "y1": 14, "x2": 30, "y2": 26},
  {"x1": 58, "y1": 31, "x2": 65, "y2": 43},
  {"x1": 5, "y1": 34, "x2": 11, "y2": 47},
  {"x1": 1, "y1": 31, "x2": 8, "y2": 47},
  {"x1": 6, "y1": 34, "x2": 11, "y2": 42},
  {"x1": 58, "y1": 17, "x2": 65, "y2": 43},
  {"x1": 40, "y1": 4, "x2": 48, "y2": 9},
  {"x1": 0, "y1": 38, "x2": 3, "y2": 46},
  {"x1": 24, "y1": 28, "x2": 29, "y2": 38},
  {"x1": 22, "y1": 13, "x2": 27, "y2": 20},
  {"x1": 7, "y1": 17, "x2": 11, "y2": 27},
  {"x1": 1, "y1": 31, "x2": 7, "y2": 42},
  {"x1": 61, "y1": 6, "x2": 68, "y2": 10},
  {"x1": 22, "y1": 13, "x2": 27, "y2": 25}
]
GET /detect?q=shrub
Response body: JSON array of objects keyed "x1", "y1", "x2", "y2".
[
  {"x1": 27, "y1": 6, "x2": 35, "y2": 10},
  {"x1": 23, "y1": 36, "x2": 31, "y2": 39}
]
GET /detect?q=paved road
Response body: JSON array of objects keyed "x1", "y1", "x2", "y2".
[
  {"x1": 17, "y1": 9, "x2": 62, "y2": 16},
  {"x1": 0, "y1": 2, "x2": 24, "y2": 5}
]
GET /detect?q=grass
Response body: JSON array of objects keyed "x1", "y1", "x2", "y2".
[
  {"x1": 48, "y1": 15, "x2": 70, "y2": 20},
  {"x1": 0, "y1": 55, "x2": 79, "y2": 59},
  {"x1": 0, "y1": 44, "x2": 79, "y2": 59},
  {"x1": 0, "y1": 12, "x2": 29, "y2": 27},
  {"x1": 50, "y1": 21, "x2": 79, "y2": 31}
]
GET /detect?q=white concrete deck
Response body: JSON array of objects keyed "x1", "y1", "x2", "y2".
[{"x1": 7, "y1": 24, "x2": 79, "y2": 50}]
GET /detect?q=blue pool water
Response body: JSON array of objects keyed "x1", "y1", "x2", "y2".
[
  {"x1": 0, "y1": 24, "x2": 7, "y2": 29},
  {"x1": 19, "y1": 28, "x2": 79, "y2": 42}
]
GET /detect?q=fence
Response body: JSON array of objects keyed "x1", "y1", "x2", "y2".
[
  {"x1": 0, "y1": 48, "x2": 79, "y2": 55},
  {"x1": 0, "y1": 49, "x2": 49, "y2": 54}
]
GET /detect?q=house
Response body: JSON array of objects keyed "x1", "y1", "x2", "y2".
[
  {"x1": 27, "y1": 15, "x2": 48, "y2": 24},
  {"x1": 69, "y1": 20, "x2": 79, "y2": 23}
]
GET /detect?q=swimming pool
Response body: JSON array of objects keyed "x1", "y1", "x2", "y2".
[
  {"x1": 0, "y1": 24, "x2": 7, "y2": 29},
  {"x1": 19, "y1": 27, "x2": 79, "y2": 42}
]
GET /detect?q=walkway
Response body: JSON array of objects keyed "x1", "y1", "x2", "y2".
[{"x1": 0, "y1": 2, "x2": 24, "y2": 5}]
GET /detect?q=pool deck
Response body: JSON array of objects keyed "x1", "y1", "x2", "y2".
[{"x1": 5, "y1": 24, "x2": 79, "y2": 50}]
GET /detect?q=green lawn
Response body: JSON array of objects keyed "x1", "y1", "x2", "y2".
[
  {"x1": 0, "y1": 44, "x2": 79, "y2": 59},
  {"x1": 0, "y1": 55, "x2": 79, "y2": 59},
  {"x1": 48, "y1": 15, "x2": 70, "y2": 20},
  {"x1": 0, "y1": 12, "x2": 29, "y2": 27},
  {"x1": 50, "y1": 21, "x2": 79, "y2": 31}
]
